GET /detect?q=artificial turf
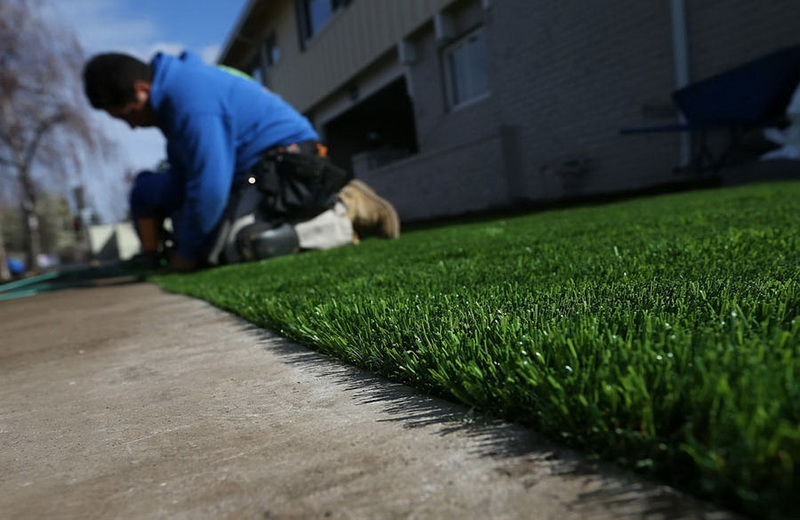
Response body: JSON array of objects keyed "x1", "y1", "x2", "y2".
[{"x1": 155, "y1": 181, "x2": 800, "y2": 518}]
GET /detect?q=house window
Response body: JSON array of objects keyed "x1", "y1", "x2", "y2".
[
  {"x1": 244, "y1": 51, "x2": 266, "y2": 85},
  {"x1": 264, "y1": 32, "x2": 280, "y2": 67},
  {"x1": 245, "y1": 33, "x2": 280, "y2": 87},
  {"x1": 297, "y1": 0, "x2": 351, "y2": 44},
  {"x1": 443, "y1": 28, "x2": 490, "y2": 109}
]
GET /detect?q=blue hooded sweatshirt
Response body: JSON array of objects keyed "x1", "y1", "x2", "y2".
[{"x1": 148, "y1": 51, "x2": 318, "y2": 260}]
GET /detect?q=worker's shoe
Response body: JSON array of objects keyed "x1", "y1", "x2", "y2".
[{"x1": 337, "y1": 179, "x2": 400, "y2": 239}]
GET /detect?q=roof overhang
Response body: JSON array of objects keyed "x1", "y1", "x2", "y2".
[{"x1": 218, "y1": 0, "x2": 276, "y2": 67}]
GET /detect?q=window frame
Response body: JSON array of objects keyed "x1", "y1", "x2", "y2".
[
  {"x1": 442, "y1": 26, "x2": 491, "y2": 111},
  {"x1": 296, "y1": 0, "x2": 352, "y2": 49},
  {"x1": 264, "y1": 32, "x2": 280, "y2": 67},
  {"x1": 244, "y1": 32, "x2": 281, "y2": 87}
]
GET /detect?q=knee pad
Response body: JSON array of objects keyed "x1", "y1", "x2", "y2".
[{"x1": 236, "y1": 222, "x2": 299, "y2": 262}]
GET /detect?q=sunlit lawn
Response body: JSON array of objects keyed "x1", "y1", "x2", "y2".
[{"x1": 156, "y1": 181, "x2": 800, "y2": 519}]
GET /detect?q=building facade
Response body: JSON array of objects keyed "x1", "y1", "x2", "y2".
[{"x1": 219, "y1": 0, "x2": 800, "y2": 221}]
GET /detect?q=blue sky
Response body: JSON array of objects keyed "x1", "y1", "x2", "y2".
[
  {"x1": 48, "y1": 0, "x2": 249, "y2": 61},
  {"x1": 40, "y1": 0, "x2": 250, "y2": 221}
]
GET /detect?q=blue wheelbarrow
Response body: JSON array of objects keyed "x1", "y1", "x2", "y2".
[{"x1": 621, "y1": 45, "x2": 800, "y2": 173}]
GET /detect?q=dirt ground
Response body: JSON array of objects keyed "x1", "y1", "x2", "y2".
[{"x1": 0, "y1": 280, "x2": 740, "y2": 519}]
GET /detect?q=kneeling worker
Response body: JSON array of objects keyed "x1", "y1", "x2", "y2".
[{"x1": 83, "y1": 51, "x2": 399, "y2": 272}]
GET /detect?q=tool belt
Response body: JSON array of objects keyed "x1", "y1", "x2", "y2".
[
  {"x1": 250, "y1": 140, "x2": 352, "y2": 219},
  {"x1": 206, "y1": 140, "x2": 352, "y2": 265}
]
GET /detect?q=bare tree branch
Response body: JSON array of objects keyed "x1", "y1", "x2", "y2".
[
  {"x1": 22, "y1": 110, "x2": 69, "y2": 171},
  {"x1": 0, "y1": 0, "x2": 114, "y2": 270}
]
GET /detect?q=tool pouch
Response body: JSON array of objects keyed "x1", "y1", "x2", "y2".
[
  {"x1": 253, "y1": 150, "x2": 352, "y2": 219},
  {"x1": 207, "y1": 148, "x2": 352, "y2": 266}
]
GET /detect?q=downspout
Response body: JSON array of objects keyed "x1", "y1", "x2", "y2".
[{"x1": 670, "y1": 0, "x2": 691, "y2": 167}]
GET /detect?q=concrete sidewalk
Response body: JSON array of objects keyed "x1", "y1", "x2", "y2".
[{"x1": 0, "y1": 281, "x2": 738, "y2": 519}]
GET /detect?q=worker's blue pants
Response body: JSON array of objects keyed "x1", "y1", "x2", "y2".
[{"x1": 129, "y1": 170, "x2": 183, "y2": 224}]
